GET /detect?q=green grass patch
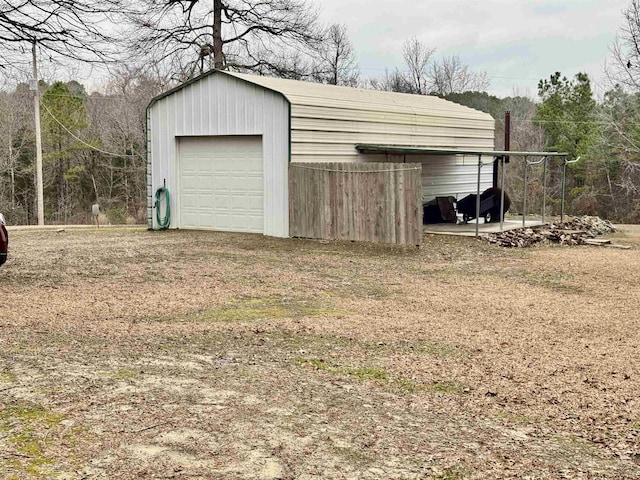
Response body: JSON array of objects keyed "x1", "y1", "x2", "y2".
[
  {"x1": 0, "y1": 403, "x2": 65, "y2": 427},
  {"x1": 493, "y1": 410, "x2": 532, "y2": 425},
  {"x1": 428, "y1": 380, "x2": 470, "y2": 395},
  {"x1": 433, "y1": 464, "x2": 473, "y2": 479},
  {"x1": 396, "y1": 378, "x2": 428, "y2": 393},
  {"x1": 0, "y1": 372, "x2": 17, "y2": 383},
  {"x1": 0, "y1": 402, "x2": 66, "y2": 477},
  {"x1": 396, "y1": 379, "x2": 470, "y2": 395},
  {"x1": 295, "y1": 356, "x2": 471, "y2": 396},
  {"x1": 295, "y1": 358, "x2": 388, "y2": 382},
  {"x1": 407, "y1": 340, "x2": 462, "y2": 358},
  {"x1": 434, "y1": 264, "x2": 579, "y2": 293},
  {"x1": 276, "y1": 331, "x2": 462, "y2": 362},
  {"x1": 332, "y1": 446, "x2": 375, "y2": 465},
  {"x1": 98, "y1": 369, "x2": 139, "y2": 380},
  {"x1": 192, "y1": 297, "x2": 344, "y2": 323},
  {"x1": 512, "y1": 269, "x2": 580, "y2": 293}
]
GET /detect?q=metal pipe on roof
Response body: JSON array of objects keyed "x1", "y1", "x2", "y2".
[
  {"x1": 500, "y1": 155, "x2": 506, "y2": 231},
  {"x1": 495, "y1": 111, "x2": 511, "y2": 188}
]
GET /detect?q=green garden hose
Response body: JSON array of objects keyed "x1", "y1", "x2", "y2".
[{"x1": 155, "y1": 186, "x2": 171, "y2": 229}]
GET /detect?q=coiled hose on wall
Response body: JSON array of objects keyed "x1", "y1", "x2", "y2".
[{"x1": 155, "y1": 186, "x2": 171, "y2": 229}]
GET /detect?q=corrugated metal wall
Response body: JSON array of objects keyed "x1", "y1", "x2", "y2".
[
  {"x1": 379, "y1": 154, "x2": 493, "y2": 202},
  {"x1": 147, "y1": 74, "x2": 290, "y2": 237},
  {"x1": 226, "y1": 72, "x2": 495, "y2": 202}
]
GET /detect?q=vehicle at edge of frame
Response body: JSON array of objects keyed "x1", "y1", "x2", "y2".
[{"x1": 0, "y1": 213, "x2": 8, "y2": 267}]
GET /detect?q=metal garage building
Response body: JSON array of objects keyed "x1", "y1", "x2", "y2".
[{"x1": 146, "y1": 70, "x2": 494, "y2": 238}]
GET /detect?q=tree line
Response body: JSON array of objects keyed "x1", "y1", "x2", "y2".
[{"x1": 1, "y1": 0, "x2": 640, "y2": 224}]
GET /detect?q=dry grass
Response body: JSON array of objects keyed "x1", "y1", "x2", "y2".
[{"x1": 1, "y1": 226, "x2": 639, "y2": 479}]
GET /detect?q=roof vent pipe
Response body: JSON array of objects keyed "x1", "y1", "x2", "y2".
[{"x1": 494, "y1": 111, "x2": 510, "y2": 188}]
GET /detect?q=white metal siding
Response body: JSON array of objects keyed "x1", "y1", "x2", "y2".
[
  {"x1": 225, "y1": 73, "x2": 494, "y2": 162},
  {"x1": 419, "y1": 155, "x2": 493, "y2": 201},
  {"x1": 369, "y1": 154, "x2": 493, "y2": 202},
  {"x1": 178, "y1": 136, "x2": 263, "y2": 233},
  {"x1": 225, "y1": 72, "x2": 494, "y2": 199},
  {"x1": 148, "y1": 74, "x2": 289, "y2": 237}
]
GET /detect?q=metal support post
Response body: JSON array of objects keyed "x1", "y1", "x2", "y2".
[
  {"x1": 475, "y1": 154, "x2": 482, "y2": 238},
  {"x1": 500, "y1": 155, "x2": 506, "y2": 231},
  {"x1": 561, "y1": 156, "x2": 580, "y2": 223},
  {"x1": 522, "y1": 156, "x2": 528, "y2": 227},
  {"x1": 523, "y1": 156, "x2": 545, "y2": 226},
  {"x1": 561, "y1": 160, "x2": 567, "y2": 223},
  {"x1": 542, "y1": 156, "x2": 548, "y2": 223}
]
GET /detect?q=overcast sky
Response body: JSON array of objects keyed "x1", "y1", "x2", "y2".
[{"x1": 315, "y1": 0, "x2": 629, "y2": 98}]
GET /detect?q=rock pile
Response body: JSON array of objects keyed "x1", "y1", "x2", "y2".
[{"x1": 486, "y1": 216, "x2": 617, "y2": 248}]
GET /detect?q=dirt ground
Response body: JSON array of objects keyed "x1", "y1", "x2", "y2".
[{"x1": 1, "y1": 225, "x2": 639, "y2": 479}]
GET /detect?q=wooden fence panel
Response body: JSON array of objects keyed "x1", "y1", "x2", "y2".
[{"x1": 289, "y1": 162, "x2": 422, "y2": 246}]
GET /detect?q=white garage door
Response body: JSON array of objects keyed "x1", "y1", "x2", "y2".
[{"x1": 178, "y1": 136, "x2": 263, "y2": 233}]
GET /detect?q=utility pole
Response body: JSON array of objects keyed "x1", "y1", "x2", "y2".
[{"x1": 32, "y1": 40, "x2": 45, "y2": 226}]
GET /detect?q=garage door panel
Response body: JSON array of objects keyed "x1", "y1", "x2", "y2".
[
  {"x1": 179, "y1": 136, "x2": 263, "y2": 233},
  {"x1": 243, "y1": 177, "x2": 263, "y2": 190},
  {"x1": 244, "y1": 195, "x2": 263, "y2": 210}
]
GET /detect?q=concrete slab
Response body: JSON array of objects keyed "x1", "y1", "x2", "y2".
[{"x1": 424, "y1": 219, "x2": 544, "y2": 237}]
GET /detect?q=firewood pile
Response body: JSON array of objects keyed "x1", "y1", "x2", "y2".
[{"x1": 486, "y1": 216, "x2": 617, "y2": 248}]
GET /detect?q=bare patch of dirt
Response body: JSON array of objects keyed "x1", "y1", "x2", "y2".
[{"x1": 1, "y1": 226, "x2": 639, "y2": 478}]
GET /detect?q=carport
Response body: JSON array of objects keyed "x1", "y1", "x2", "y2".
[{"x1": 356, "y1": 145, "x2": 573, "y2": 238}]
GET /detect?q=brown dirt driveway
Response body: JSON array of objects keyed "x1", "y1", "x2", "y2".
[{"x1": 1, "y1": 226, "x2": 639, "y2": 479}]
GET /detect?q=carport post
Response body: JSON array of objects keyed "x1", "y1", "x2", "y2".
[
  {"x1": 523, "y1": 155, "x2": 528, "y2": 227},
  {"x1": 500, "y1": 155, "x2": 506, "y2": 231},
  {"x1": 542, "y1": 156, "x2": 548, "y2": 223},
  {"x1": 475, "y1": 154, "x2": 482, "y2": 238},
  {"x1": 561, "y1": 156, "x2": 581, "y2": 223}
]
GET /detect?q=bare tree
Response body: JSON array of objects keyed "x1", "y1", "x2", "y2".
[
  {"x1": 72, "y1": 67, "x2": 165, "y2": 221},
  {"x1": 429, "y1": 55, "x2": 489, "y2": 95},
  {"x1": 127, "y1": 0, "x2": 320, "y2": 78},
  {"x1": 312, "y1": 24, "x2": 359, "y2": 86},
  {"x1": 607, "y1": 0, "x2": 640, "y2": 91},
  {"x1": 402, "y1": 38, "x2": 435, "y2": 94},
  {"x1": 0, "y1": 0, "x2": 127, "y2": 67},
  {"x1": 368, "y1": 68, "x2": 413, "y2": 93},
  {"x1": 0, "y1": 88, "x2": 33, "y2": 221}
]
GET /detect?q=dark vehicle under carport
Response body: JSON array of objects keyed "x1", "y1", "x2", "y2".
[{"x1": 0, "y1": 214, "x2": 7, "y2": 267}]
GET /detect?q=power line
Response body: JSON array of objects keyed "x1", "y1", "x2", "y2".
[
  {"x1": 9, "y1": 92, "x2": 134, "y2": 100},
  {"x1": 511, "y1": 119, "x2": 638, "y2": 126},
  {"x1": 40, "y1": 101, "x2": 141, "y2": 159}
]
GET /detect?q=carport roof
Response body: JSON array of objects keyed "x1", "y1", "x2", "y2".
[{"x1": 355, "y1": 145, "x2": 569, "y2": 157}]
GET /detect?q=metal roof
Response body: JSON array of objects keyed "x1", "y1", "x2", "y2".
[
  {"x1": 224, "y1": 71, "x2": 494, "y2": 122},
  {"x1": 149, "y1": 70, "x2": 494, "y2": 124},
  {"x1": 355, "y1": 144, "x2": 569, "y2": 157}
]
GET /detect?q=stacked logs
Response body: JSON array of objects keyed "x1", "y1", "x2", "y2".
[{"x1": 486, "y1": 216, "x2": 617, "y2": 248}]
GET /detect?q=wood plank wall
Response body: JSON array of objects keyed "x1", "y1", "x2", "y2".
[{"x1": 289, "y1": 162, "x2": 423, "y2": 246}]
